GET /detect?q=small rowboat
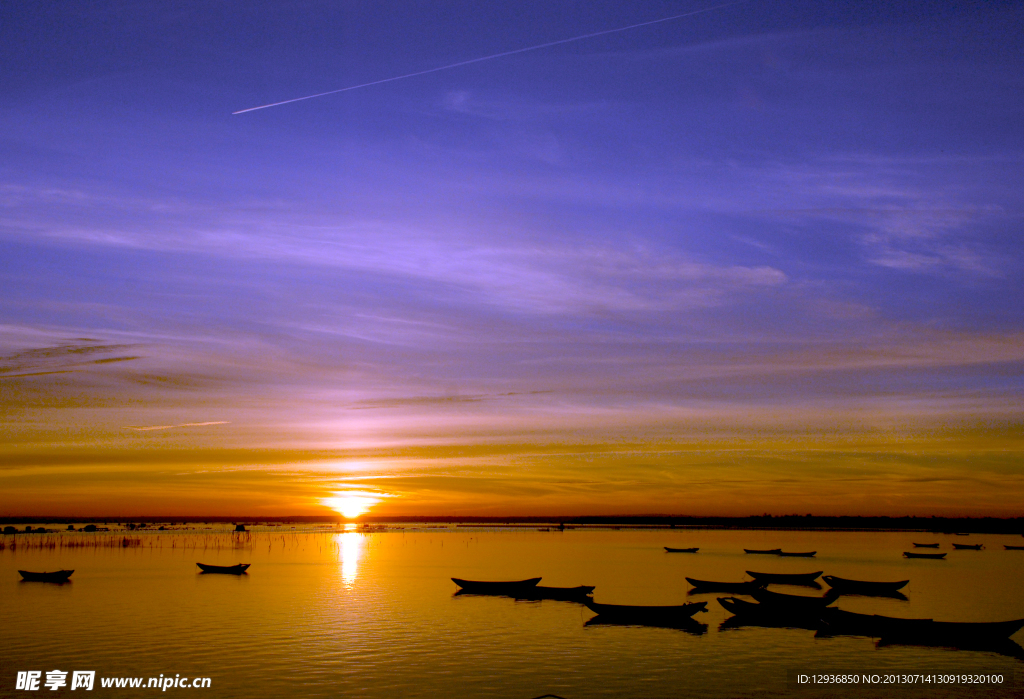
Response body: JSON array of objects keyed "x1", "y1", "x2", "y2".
[
  {"x1": 584, "y1": 600, "x2": 707, "y2": 621},
  {"x1": 903, "y1": 552, "x2": 946, "y2": 559},
  {"x1": 777, "y1": 551, "x2": 816, "y2": 557},
  {"x1": 716, "y1": 597, "x2": 823, "y2": 629},
  {"x1": 750, "y1": 587, "x2": 838, "y2": 611},
  {"x1": 1005, "y1": 545, "x2": 1024, "y2": 550},
  {"x1": 196, "y1": 563, "x2": 250, "y2": 575},
  {"x1": 820, "y1": 608, "x2": 1024, "y2": 643},
  {"x1": 822, "y1": 575, "x2": 909, "y2": 596},
  {"x1": 685, "y1": 577, "x2": 765, "y2": 594},
  {"x1": 743, "y1": 548, "x2": 782, "y2": 554},
  {"x1": 19, "y1": 570, "x2": 74, "y2": 583},
  {"x1": 664, "y1": 547, "x2": 698, "y2": 553},
  {"x1": 451, "y1": 577, "x2": 541, "y2": 594},
  {"x1": 513, "y1": 585, "x2": 594, "y2": 601},
  {"x1": 912, "y1": 543, "x2": 940, "y2": 548},
  {"x1": 952, "y1": 543, "x2": 983, "y2": 550},
  {"x1": 746, "y1": 570, "x2": 822, "y2": 585}
]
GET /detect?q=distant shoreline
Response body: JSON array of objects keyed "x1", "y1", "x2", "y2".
[{"x1": 1, "y1": 514, "x2": 1022, "y2": 534}]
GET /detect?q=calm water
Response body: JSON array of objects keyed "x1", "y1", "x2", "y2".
[{"x1": 1, "y1": 526, "x2": 1022, "y2": 698}]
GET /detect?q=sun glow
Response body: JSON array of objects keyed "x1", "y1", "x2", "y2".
[{"x1": 322, "y1": 491, "x2": 383, "y2": 519}]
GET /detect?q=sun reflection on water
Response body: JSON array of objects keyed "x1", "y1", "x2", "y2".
[{"x1": 335, "y1": 531, "x2": 365, "y2": 586}]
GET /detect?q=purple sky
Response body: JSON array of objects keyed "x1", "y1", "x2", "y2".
[{"x1": 2, "y1": 1, "x2": 1022, "y2": 516}]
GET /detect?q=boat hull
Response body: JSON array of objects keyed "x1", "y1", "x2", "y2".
[
  {"x1": 743, "y1": 549, "x2": 782, "y2": 555},
  {"x1": 822, "y1": 575, "x2": 909, "y2": 595},
  {"x1": 746, "y1": 570, "x2": 822, "y2": 585},
  {"x1": 19, "y1": 570, "x2": 74, "y2": 583},
  {"x1": 777, "y1": 551, "x2": 816, "y2": 557},
  {"x1": 664, "y1": 547, "x2": 699, "y2": 553},
  {"x1": 584, "y1": 600, "x2": 706, "y2": 620},
  {"x1": 903, "y1": 552, "x2": 946, "y2": 559},
  {"x1": 685, "y1": 577, "x2": 765, "y2": 594},
  {"x1": 196, "y1": 563, "x2": 250, "y2": 575},
  {"x1": 451, "y1": 577, "x2": 541, "y2": 594}
]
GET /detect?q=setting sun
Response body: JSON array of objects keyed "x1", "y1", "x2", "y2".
[{"x1": 322, "y1": 492, "x2": 383, "y2": 519}]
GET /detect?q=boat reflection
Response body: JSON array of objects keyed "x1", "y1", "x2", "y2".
[
  {"x1": 876, "y1": 638, "x2": 1024, "y2": 661},
  {"x1": 585, "y1": 616, "x2": 708, "y2": 635}
]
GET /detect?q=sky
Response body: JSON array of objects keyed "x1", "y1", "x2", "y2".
[{"x1": 1, "y1": 0, "x2": 1022, "y2": 518}]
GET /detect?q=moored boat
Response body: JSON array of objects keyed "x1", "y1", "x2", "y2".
[
  {"x1": 903, "y1": 551, "x2": 946, "y2": 559},
  {"x1": 1005, "y1": 545, "x2": 1024, "y2": 550},
  {"x1": 196, "y1": 563, "x2": 250, "y2": 575},
  {"x1": 685, "y1": 577, "x2": 765, "y2": 594},
  {"x1": 822, "y1": 575, "x2": 909, "y2": 596},
  {"x1": 451, "y1": 577, "x2": 541, "y2": 594},
  {"x1": 664, "y1": 547, "x2": 698, "y2": 553},
  {"x1": 19, "y1": 570, "x2": 74, "y2": 583},
  {"x1": 912, "y1": 542, "x2": 940, "y2": 548},
  {"x1": 584, "y1": 600, "x2": 706, "y2": 620},
  {"x1": 746, "y1": 570, "x2": 822, "y2": 585},
  {"x1": 743, "y1": 548, "x2": 782, "y2": 554},
  {"x1": 952, "y1": 543, "x2": 983, "y2": 550},
  {"x1": 820, "y1": 608, "x2": 1024, "y2": 642},
  {"x1": 717, "y1": 597, "x2": 823, "y2": 629},
  {"x1": 750, "y1": 587, "x2": 838, "y2": 611},
  {"x1": 777, "y1": 551, "x2": 816, "y2": 557}
]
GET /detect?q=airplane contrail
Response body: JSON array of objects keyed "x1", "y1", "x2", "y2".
[{"x1": 233, "y1": 2, "x2": 742, "y2": 114}]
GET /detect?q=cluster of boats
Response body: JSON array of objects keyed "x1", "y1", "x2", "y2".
[
  {"x1": 451, "y1": 569, "x2": 1024, "y2": 654},
  {"x1": 18, "y1": 562, "x2": 251, "y2": 583}
]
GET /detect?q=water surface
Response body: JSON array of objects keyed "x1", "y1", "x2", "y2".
[{"x1": 2, "y1": 526, "x2": 1022, "y2": 698}]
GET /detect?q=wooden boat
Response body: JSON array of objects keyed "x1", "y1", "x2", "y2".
[
  {"x1": 196, "y1": 563, "x2": 250, "y2": 575},
  {"x1": 685, "y1": 577, "x2": 765, "y2": 594},
  {"x1": 513, "y1": 585, "x2": 594, "y2": 601},
  {"x1": 664, "y1": 547, "x2": 698, "y2": 553},
  {"x1": 451, "y1": 577, "x2": 540, "y2": 594},
  {"x1": 912, "y1": 542, "x2": 940, "y2": 548},
  {"x1": 952, "y1": 543, "x2": 983, "y2": 550},
  {"x1": 743, "y1": 548, "x2": 782, "y2": 554},
  {"x1": 750, "y1": 587, "x2": 838, "y2": 611},
  {"x1": 717, "y1": 597, "x2": 823, "y2": 630},
  {"x1": 1005, "y1": 545, "x2": 1024, "y2": 550},
  {"x1": 820, "y1": 608, "x2": 1024, "y2": 643},
  {"x1": 777, "y1": 551, "x2": 816, "y2": 557},
  {"x1": 19, "y1": 570, "x2": 74, "y2": 583},
  {"x1": 822, "y1": 575, "x2": 909, "y2": 595},
  {"x1": 746, "y1": 570, "x2": 822, "y2": 585},
  {"x1": 903, "y1": 551, "x2": 946, "y2": 559},
  {"x1": 584, "y1": 600, "x2": 706, "y2": 620}
]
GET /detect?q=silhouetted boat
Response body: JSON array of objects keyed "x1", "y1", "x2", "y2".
[
  {"x1": 912, "y1": 543, "x2": 939, "y2": 548},
  {"x1": 19, "y1": 570, "x2": 73, "y2": 583},
  {"x1": 743, "y1": 548, "x2": 782, "y2": 554},
  {"x1": 664, "y1": 547, "x2": 698, "y2": 553},
  {"x1": 685, "y1": 577, "x2": 765, "y2": 594},
  {"x1": 903, "y1": 552, "x2": 946, "y2": 559},
  {"x1": 513, "y1": 585, "x2": 594, "y2": 601},
  {"x1": 1005, "y1": 545, "x2": 1024, "y2": 550},
  {"x1": 451, "y1": 577, "x2": 540, "y2": 593},
  {"x1": 952, "y1": 543, "x2": 983, "y2": 550},
  {"x1": 750, "y1": 587, "x2": 838, "y2": 611},
  {"x1": 196, "y1": 563, "x2": 250, "y2": 575},
  {"x1": 746, "y1": 570, "x2": 822, "y2": 585},
  {"x1": 820, "y1": 608, "x2": 1024, "y2": 643},
  {"x1": 777, "y1": 551, "x2": 816, "y2": 557},
  {"x1": 717, "y1": 597, "x2": 822, "y2": 630},
  {"x1": 822, "y1": 575, "x2": 909, "y2": 596},
  {"x1": 584, "y1": 600, "x2": 706, "y2": 621}
]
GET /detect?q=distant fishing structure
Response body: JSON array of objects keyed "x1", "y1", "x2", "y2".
[{"x1": 233, "y1": 1, "x2": 742, "y2": 114}]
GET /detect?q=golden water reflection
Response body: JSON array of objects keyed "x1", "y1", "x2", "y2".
[{"x1": 335, "y1": 531, "x2": 365, "y2": 586}]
